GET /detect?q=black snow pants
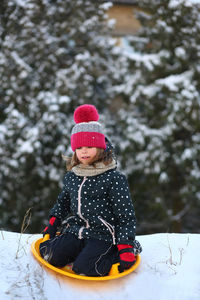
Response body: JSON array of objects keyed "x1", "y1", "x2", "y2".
[{"x1": 39, "y1": 232, "x2": 118, "y2": 277}]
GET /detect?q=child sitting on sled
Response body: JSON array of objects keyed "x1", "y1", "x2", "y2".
[{"x1": 40, "y1": 104, "x2": 142, "y2": 276}]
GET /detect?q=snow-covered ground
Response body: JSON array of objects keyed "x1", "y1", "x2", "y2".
[{"x1": 0, "y1": 231, "x2": 199, "y2": 300}]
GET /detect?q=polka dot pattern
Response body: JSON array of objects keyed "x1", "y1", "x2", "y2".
[{"x1": 50, "y1": 169, "x2": 137, "y2": 245}]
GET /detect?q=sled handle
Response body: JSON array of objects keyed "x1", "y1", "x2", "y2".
[
  {"x1": 108, "y1": 263, "x2": 120, "y2": 275},
  {"x1": 43, "y1": 234, "x2": 50, "y2": 241}
]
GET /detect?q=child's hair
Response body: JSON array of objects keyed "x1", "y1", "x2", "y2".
[{"x1": 63, "y1": 148, "x2": 114, "y2": 171}]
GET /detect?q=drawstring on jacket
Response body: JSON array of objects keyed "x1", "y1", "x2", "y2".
[{"x1": 98, "y1": 216, "x2": 116, "y2": 245}]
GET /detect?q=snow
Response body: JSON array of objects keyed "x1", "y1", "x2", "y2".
[
  {"x1": 15, "y1": 0, "x2": 27, "y2": 7},
  {"x1": 11, "y1": 51, "x2": 32, "y2": 72},
  {"x1": 169, "y1": 0, "x2": 200, "y2": 8},
  {"x1": 175, "y1": 46, "x2": 186, "y2": 58},
  {"x1": 0, "y1": 231, "x2": 199, "y2": 300},
  {"x1": 126, "y1": 50, "x2": 170, "y2": 72},
  {"x1": 156, "y1": 71, "x2": 193, "y2": 92}
]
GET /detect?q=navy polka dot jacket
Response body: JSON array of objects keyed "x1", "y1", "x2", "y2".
[{"x1": 50, "y1": 169, "x2": 137, "y2": 246}]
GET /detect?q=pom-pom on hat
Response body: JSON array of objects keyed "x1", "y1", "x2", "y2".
[
  {"x1": 71, "y1": 104, "x2": 106, "y2": 151},
  {"x1": 74, "y1": 104, "x2": 99, "y2": 124}
]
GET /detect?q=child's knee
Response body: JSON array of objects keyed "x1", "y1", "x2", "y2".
[
  {"x1": 72, "y1": 259, "x2": 89, "y2": 276},
  {"x1": 72, "y1": 257, "x2": 112, "y2": 277},
  {"x1": 39, "y1": 241, "x2": 65, "y2": 267},
  {"x1": 39, "y1": 241, "x2": 50, "y2": 259}
]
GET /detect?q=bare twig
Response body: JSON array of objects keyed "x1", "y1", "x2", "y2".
[
  {"x1": 186, "y1": 235, "x2": 190, "y2": 247},
  {"x1": 166, "y1": 234, "x2": 173, "y2": 265},
  {"x1": 179, "y1": 248, "x2": 184, "y2": 265},
  {"x1": 21, "y1": 208, "x2": 32, "y2": 233},
  {"x1": 15, "y1": 208, "x2": 32, "y2": 259},
  {"x1": 1, "y1": 230, "x2": 4, "y2": 240}
]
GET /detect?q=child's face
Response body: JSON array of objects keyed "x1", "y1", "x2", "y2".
[{"x1": 76, "y1": 147, "x2": 97, "y2": 165}]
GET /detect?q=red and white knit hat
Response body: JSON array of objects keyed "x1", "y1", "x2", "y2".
[{"x1": 71, "y1": 104, "x2": 106, "y2": 151}]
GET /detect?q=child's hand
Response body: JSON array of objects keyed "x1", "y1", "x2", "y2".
[
  {"x1": 43, "y1": 216, "x2": 60, "y2": 238},
  {"x1": 117, "y1": 244, "x2": 136, "y2": 272}
]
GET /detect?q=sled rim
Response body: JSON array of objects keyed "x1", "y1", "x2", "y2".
[{"x1": 31, "y1": 236, "x2": 141, "y2": 281}]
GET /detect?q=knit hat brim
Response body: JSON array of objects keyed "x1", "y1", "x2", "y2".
[{"x1": 71, "y1": 132, "x2": 106, "y2": 152}]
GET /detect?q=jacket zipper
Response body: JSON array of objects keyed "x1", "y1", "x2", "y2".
[
  {"x1": 98, "y1": 216, "x2": 116, "y2": 245},
  {"x1": 77, "y1": 176, "x2": 89, "y2": 239}
]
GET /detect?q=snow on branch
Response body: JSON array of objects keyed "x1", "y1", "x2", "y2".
[{"x1": 11, "y1": 51, "x2": 32, "y2": 72}]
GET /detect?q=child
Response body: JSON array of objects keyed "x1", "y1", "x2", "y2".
[{"x1": 40, "y1": 104, "x2": 142, "y2": 276}]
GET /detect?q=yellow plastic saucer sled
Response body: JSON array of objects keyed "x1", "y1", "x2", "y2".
[{"x1": 31, "y1": 234, "x2": 141, "y2": 281}]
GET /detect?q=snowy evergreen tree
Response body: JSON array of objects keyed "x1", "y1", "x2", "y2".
[
  {"x1": 0, "y1": 0, "x2": 124, "y2": 232},
  {"x1": 115, "y1": 0, "x2": 200, "y2": 232}
]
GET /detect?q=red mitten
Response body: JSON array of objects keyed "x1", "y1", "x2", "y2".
[
  {"x1": 117, "y1": 244, "x2": 136, "y2": 272},
  {"x1": 43, "y1": 217, "x2": 60, "y2": 238}
]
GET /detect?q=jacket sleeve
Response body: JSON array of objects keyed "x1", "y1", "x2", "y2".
[
  {"x1": 49, "y1": 173, "x2": 71, "y2": 220},
  {"x1": 109, "y1": 172, "x2": 136, "y2": 246}
]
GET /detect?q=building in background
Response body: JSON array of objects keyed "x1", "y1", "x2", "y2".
[{"x1": 106, "y1": 0, "x2": 140, "y2": 36}]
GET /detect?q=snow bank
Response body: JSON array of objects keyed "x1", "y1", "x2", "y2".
[{"x1": 0, "y1": 231, "x2": 199, "y2": 300}]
